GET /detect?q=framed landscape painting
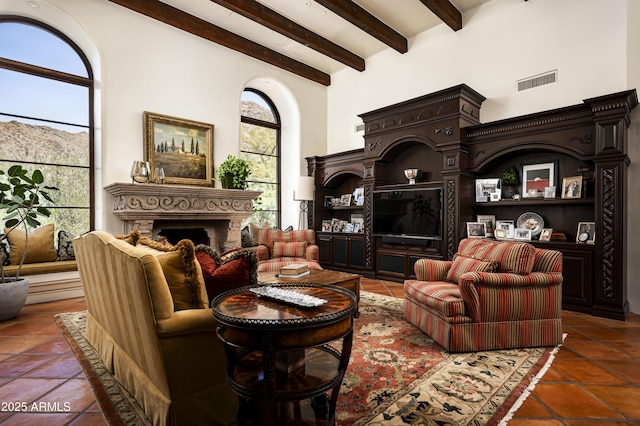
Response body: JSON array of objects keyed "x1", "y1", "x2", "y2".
[{"x1": 143, "y1": 111, "x2": 213, "y2": 186}]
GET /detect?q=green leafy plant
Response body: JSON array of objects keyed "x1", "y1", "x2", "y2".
[
  {"x1": 0, "y1": 165, "x2": 58, "y2": 282},
  {"x1": 501, "y1": 166, "x2": 519, "y2": 186},
  {"x1": 216, "y1": 155, "x2": 251, "y2": 189}
]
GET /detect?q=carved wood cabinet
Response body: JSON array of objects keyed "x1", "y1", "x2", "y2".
[{"x1": 308, "y1": 85, "x2": 637, "y2": 320}]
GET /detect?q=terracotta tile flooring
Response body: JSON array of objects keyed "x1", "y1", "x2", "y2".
[{"x1": 0, "y1": 278, "x2": 638, "y2": 425}]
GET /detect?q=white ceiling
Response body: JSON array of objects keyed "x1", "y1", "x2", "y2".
[{"x1": 159, "y1": 0, "x2": 492, "y2": 75}]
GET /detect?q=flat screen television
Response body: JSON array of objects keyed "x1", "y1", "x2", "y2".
[{"x1": 372, "y1": 188, "x2": 442, "y2": 240}]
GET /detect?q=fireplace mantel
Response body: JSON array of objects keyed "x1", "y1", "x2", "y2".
[{"x1": 105, "y1": 182, "x2": 261, "y2": 251}]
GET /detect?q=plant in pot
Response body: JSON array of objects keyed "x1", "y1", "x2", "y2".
[
  {"x1": 216, "y1": 154, "x2": 251, "y2": 190},
  {"x1": 501, "y1": 166, "x2": 519, "y2": 199},
  {"x1": 0, "y1": 165, "x2": 58, "y2": 321}
]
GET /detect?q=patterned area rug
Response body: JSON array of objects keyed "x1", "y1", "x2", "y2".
[{"x1": 55, "y1": 291, "x2": 559, "y2": 425}]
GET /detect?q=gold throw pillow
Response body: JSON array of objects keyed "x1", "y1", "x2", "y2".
[{"x1": 5, "y1": 223, "x2": 57, "y2": 265}]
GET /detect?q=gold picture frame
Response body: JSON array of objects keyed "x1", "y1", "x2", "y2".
[
  {"x1": 143, "y1": 111, "x2": 213, "y2": 186},
  {"x1": 561, "y1": 176, "x2": 583, "y2": 199}
]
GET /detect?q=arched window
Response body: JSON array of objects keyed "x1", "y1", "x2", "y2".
[
  {"x1": 240, "y1": 89, "x2": 280, "y2": 227},
  {"x1": 0, "y1": 18, "x2": 94, "y2": 239}
]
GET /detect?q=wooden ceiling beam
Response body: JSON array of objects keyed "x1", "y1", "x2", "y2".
[
  {"x1": 418, "y1": 0, "x2": 463, "y2": 31},
  {"x1": 107, "y1": 0, "x2": 331, "y2": 86},
  {"x1": 314, "y1": 0, "x2": 407, "y2": 54},
  {"x1": 210, "y1": 0, "x2": 365, "y2": 72}
]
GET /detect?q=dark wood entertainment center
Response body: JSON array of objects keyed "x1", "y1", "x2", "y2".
[{"x1": 307, "y1": 85, "x2": 637, "y2": 320}]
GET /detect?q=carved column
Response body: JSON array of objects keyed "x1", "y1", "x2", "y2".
[{"x1": 588, "y1": 90, "x2": 638, "y2": 320}]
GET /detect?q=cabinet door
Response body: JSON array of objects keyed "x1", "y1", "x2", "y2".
[
  {"x1": 317, "y1": 233, "x2": 333, "y2": 265},
  {"x1": 349, "y1": 236, "x2": 365, "y2": 270},
  {"x1": 559, "y1": 246, "x2": 594, "y2": 311},
  {"x1": 333, "y1": 236, "x2": 349, "y2": 268}
]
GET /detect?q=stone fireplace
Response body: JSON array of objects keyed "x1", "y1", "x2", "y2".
[{"x1": 104, "y1": 183, "x2": 261, "y2": 252}]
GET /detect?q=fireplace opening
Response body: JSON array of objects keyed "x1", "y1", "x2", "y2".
[{"x1": 159, "y1": 228, "x2": 209, "y2": 246}]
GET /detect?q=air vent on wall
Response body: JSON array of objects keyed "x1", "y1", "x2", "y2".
[
  {"x1": 354, "y1": 122, "x2": 365, "y2": 134},
  {"x1": 517, "y1": 70, "x2": 557, "y2": 92}
]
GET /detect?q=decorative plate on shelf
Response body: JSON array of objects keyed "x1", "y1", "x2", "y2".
[{"x1": 517, "y1": 212, "x2": 544, "y2": 236}]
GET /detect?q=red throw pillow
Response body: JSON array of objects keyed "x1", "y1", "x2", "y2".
[
  {"x1": 196, "y1": 250, "x2": 218, "y2": 276},
  {"x1": 195, "y1": 245, "x2": 257, "y2": 300},
  {"x1": 206, "y1": 257, "x2": 251, "y2": 298}
]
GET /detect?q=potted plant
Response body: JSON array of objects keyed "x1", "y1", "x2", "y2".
[
  {"x1": 217, "y1": 154, "x2": 251, "y2": 189},
  {"x1": 0, "y1": 165, "x2": 58, "y2": 321},
  {"x1": 501, "y1": 166, "x2": 519, "y2": 199}
]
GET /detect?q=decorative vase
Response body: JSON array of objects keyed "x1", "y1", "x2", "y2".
[
  {"x1": 502, "y1": 185, "x2": 517, "y2": 199},
  {"x1": 222, "y1": 172, "x2": 242, "y2": 189},
  {"x1": 0, "y1": 278, "x2": 29, "y2": 321},
  {"x1": 403, "y1": 168, "x2": 422, "y2": 185}
]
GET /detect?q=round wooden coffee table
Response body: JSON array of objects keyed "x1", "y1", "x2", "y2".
[{"x1": 211, "y1": 284, "x2": 356, "y2": 426}]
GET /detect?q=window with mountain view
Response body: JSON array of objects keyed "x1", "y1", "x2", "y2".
[
  {"x1": 240, "y1": 89, "x2": 280, "y2": 227},
  {"x1": 0, "y1": 19, "x2": 93, "y2": 239}
]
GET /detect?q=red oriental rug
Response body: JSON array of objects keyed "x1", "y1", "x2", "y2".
[
  {"x1": 335, "y1": 291, "x2": 561, "y2": 426},
  {"x1": 55, "y1": 291, "x2": 560, "y2": 425}
]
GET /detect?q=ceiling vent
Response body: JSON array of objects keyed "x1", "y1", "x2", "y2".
[
  {"x1": 517, "y1": 70, "x2": 557, "y2": 92},
  {"x1": 354, "y1": 122, "x2": 365, "y2": 133}
]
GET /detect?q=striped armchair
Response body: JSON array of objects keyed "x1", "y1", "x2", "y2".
[
  {"x1": 254, "y1": 229, "x2": 322, "y2": 272},
  {"x1": 404, "y1": 238, "x2": 563, "y2": 352}
]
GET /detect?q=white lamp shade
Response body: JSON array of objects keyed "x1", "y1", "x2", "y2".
[{"x1": 294, "y1": 176, "x2": 315, "y2": 201}]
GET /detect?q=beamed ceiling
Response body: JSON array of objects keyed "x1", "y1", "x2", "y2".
[{"x1": 107, "y1": 0, "x2": 491, "y2": 86}]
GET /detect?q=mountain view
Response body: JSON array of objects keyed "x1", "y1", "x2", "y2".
[
  {"x1": 0, "y1": 119, "x2": 91, "y2": 236},
  {"x1": 0, "y1": 120, "x2": 89, "y2": 166}
]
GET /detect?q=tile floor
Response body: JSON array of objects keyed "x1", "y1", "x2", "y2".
[{"x1": 0, "y1": 278, "x2": 638, "y2": 425}]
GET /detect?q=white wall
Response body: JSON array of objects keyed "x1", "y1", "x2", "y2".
[
  {"x1": 327, "y1": 0, "x2": 639, "y2": 314},
  {"x1": 1, "y1": 0, "x2": 328, "y2": 232},
  {"x1": 328, "y1": 0, "x2": 629, "y2": 151},
  {"x1": 627, "y1": 0, "x2": 640, "y2": 315}
]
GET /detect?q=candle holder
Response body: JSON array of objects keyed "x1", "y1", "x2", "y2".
[{"x1": 131, "y1": 161, "x2": 151, "y2": 183}]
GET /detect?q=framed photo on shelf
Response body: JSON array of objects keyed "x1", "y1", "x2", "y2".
[
  {"x1": 522, "y1": 162, "x2": 556, "y2": 198},
  {"x1": 352, "y1": 187, "x2": 365, "y2": 206},
  {"x1": 544, "y1": 186, "x2": 557, "y2": 199},
  {"x1": 495, "y1": 220, "x2": 515, "y2": 239},
  {"x1": 514, "y1": 228, "x2": 532, "y2": 241},
  {"x1": 321, "y1": 220, "x2": 332, "y2": 232},
  {"x1": 475, "y1": 178, "x2": 501, "y2": 203},
  {"x1": 562, "y1": 176, "x2": 583, "y2": 199},
  {"x1": 576, "y1": 222, "x2": 595, "y2": 244},
  {"x1": 340, "y1": 194, "x2": 352, "y2": 206},
  {"x1": 466, "y1": 222, "x2": 486, "y2": 238},
  {"x1": 476, "y1": 214, "x2": 496, "y2": 238},
  {"x1": 494, "y1": 228, "x2": 509, "y2": 240},
  {"x1": 324, "y1": 196, "x2": 333, "y2": 208},
  {"x1": 143, "y1": 111, "x2": 213, "y2": 186},
  {"x1": 539, "y1": 228, "x2": 553, "y2": 241}
]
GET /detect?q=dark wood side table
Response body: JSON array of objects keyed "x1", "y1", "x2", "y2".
[{"x1": 211, "y1": 284, "x2": 356, "y2": 426}]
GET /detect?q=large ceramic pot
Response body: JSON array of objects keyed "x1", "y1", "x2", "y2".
[{"x1": 0, "y1": 278, "x2": 29, "y2": 321}]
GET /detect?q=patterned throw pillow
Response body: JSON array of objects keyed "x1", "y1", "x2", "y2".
[
  {"x1": 446, "y1": 254, "x2": 498, "y2": 283},
  {"x1": 0, "y1": 236, "x2": 9, "y2": 266},
  {"x1": 57, "y1": 230, "x2": 76, "y2": 260},
  {"x1": 272, "y1": 241, "x2": 307, "y2": 258}
]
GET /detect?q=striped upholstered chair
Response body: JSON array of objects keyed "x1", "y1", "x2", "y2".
[
  {"x1": 404, "y1": 238, "x2": 563, "y2": 352},
  {"x1": 254, "y1": 229, "x2": 322, "y2": 272}
]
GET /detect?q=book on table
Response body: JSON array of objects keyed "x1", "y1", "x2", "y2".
[{"x1": 279, "y1": 263, "x2": 309, "y2": 277}]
